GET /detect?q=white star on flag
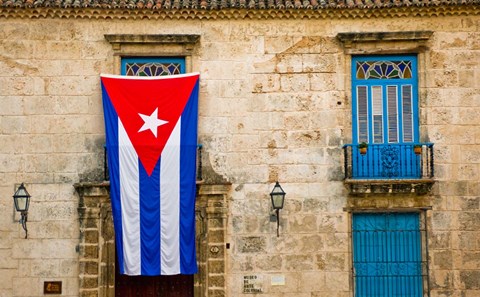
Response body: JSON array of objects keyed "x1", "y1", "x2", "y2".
[{"x1": 138, "y1": 108, "x2": 168, "y2": 138}]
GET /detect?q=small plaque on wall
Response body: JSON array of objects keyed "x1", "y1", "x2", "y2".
[
  {"x1": 243, "y1": 275, "x2": 263, "y2": 293},
  {"x1": 44, "y1": 281, "x2": 62, "y2": 295}
]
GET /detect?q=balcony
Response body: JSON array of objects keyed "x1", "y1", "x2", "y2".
[{"x1": 342, "y1": 143, "x2": 435, "y2": 195}]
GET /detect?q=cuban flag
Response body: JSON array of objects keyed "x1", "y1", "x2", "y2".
[{"x1": 100, "y1": 73, "x2": 199, "y2": 276}]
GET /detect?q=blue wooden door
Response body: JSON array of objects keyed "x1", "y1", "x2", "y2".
[
  {"x1": 352, "y1": 213, "x2": 423, "y2": 297},
  {"x1": 351, "y1": 56, "x2": 421, "y2": 179}
]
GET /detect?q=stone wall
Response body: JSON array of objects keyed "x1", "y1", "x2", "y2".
[{"x1": 0, "y1": 12, "x2": 479, "y2": 297}]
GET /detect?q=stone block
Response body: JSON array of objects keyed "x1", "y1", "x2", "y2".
[
  {"x1": 207, "y1": 288, "x2": 226, "y2": 297},
  {"x1": 460, "y1": 252, "x2": 480, "y2": 270},
  {"x1": 236, "y1": 236, "x2": 267, "y2": 254},
  {"x1": 251, "y1": 73, "x2": 281, "y2": 93},
  {"x1": 30, "y1": 259, "x2": 60, "y2": 277},
  {"x1": 80, "y1": 261, "x2": 98, "y2": 276},
  {"x1": 209, "y1": 259, "x2": 225, "y2": 274},
  {"x1": 275, "y1": 54, "x2": 303, "y2": 73},
  {"x1": 298, "y1": 271, "x2": 326, "y2": 292},
  {"x1": 460, "y1": 271, "x2": 480, "y2": 290},
  {"x1": 285, "y1": 255, "x2": 314, "y2": 271},
  {"x1": 40, "y1": 240, "x2": 78, "y2": 259},
  {"x1": 433, "y1": 250, "x2": 453, "y2": 270},
  {"x1": 299, "y1": 235, "x2": 324, "y2": 253},
  {"x1": 79, "y1": 289, "x2": 99, "y2": 297},
  {"x1": 458, "y1": 213, "x2": 480, "y2": 231},
  {"x1": 100, "y1": 265, "x2": 115, "y2": 286},
  {"x1": 324, "y1": 271, "x2": 349, "y2": 291},
  {"x1": 80, "y1": 276, "x2": 99, "y2": 289},
  {"x1": 303, "y1": 198, "x2": 328, "y2": 213},
  {"x1": 208, "y1": 229, "x2": 225, "y2": 243},
  {"x1": 325, "y1": 252, "x2": 348, "y2": 271},
  {"x1": 254, "y1": 254, "x2": 282, "y2": 271},
  {"x1": 60, "y1": 259, "x2": 79, "y2": 277},
  {"x1": 0, "y1": 77, "x2": 35, "y2": 96},
  {"x1": 302, "y1": 54, "x2": 337, "y2": 73},
  {"x1": 324, "y1": 233, "x2": 348, "y2": 252},
  {"x1": 309, "y1": 72, "x2": 338, "y2": 91},
  {"x1": 0, "y1": 270, "x2": 14, "y2": 290},
  {"x1": 100, "y1": 241, "x2": 115, "y2": 265},
  {"x1": 264, "y1": 36, "x2": 296, "y2": 54},
  {"x1": 430, "y1": 231, "x2": 452, "y2": 249},
  {"x1": 209, "y1": 275, "x2": 225, "y2": 288},
  {"x1": 432, "y1": 212, "x2": 453, "y2": 231},
  {"x1": 289, "y1": 214, "x2": 317, "y2": 233},
  {"x1": 430, "y1": 270, "x2": 454, "y2": 289},
  {"x1": 82, "y1": 230, "x2": 99, "y2": 244},
  {"x1": 279, "y1": 73, "x2": 310, "y2": 92},
  {"x1": 12, "y1": 240, "x2": 43, "y2": 259}
]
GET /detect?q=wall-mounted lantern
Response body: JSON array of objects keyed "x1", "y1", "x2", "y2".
[
  {"x1": 270, "y1": 181, "x2": 286, "y2": 237},
  {"x1": 13, "y1": 183, "x2": 30, "y2": 239}
]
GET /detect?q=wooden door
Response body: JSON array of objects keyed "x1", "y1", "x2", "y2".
[
  {"x1": 352, "y1": 212, "x2": 424, "y2": 297},
  {"x1": 115, "y1": 260, "x2": 193, "y2": 297}
]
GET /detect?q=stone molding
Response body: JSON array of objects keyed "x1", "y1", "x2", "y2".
[
  {"x1": 337, "y1": 30, "x2": 434, "y2": 54},
  {"x1": 1, "y1": 5, "x2": 479, "y2": 20},
  {"x1": 105, "y1": 34, "x2": 200, "y2": 56},
  {"x1": 344, "y1": 178, "x2": 435, "y2": 195},
  {"x1": 103, "y1": 33, "x2": 200, "y2": 75}
]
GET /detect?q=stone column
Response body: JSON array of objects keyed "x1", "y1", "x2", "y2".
[
  {"x1": 195, "y1": 184, "x2": 230, "y2": 297},
  {"x1": 75, "y1": 182, "x2": 114, "y2": 297}
]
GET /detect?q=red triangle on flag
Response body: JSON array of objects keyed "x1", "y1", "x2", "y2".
[{"x1": 101, "y1": 73, "x2": 199, "y2": 176}]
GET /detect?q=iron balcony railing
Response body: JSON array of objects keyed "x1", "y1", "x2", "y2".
[
  {"x1": 104, "y1": 144, "x2": 203, "y2": 181},
  {"x1": 343, "y1": 143, "x2": 434, "y2": 180}
]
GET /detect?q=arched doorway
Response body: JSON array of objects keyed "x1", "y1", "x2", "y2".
[{"x1": 75, "y1": 182, "x2": 230, "y2": 297}]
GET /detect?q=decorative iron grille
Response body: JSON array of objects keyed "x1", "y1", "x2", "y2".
[
  {"x1": 343, "y1": 143, "x2": 434, "y2": 179},
  {"x1": 352, "y1": 211, "x2": 431, "y2": 297}
]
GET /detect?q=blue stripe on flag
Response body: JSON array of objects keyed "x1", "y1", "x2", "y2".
[
  {"x1": 140, "y1": 160, "x2": 161, "y2": 275},
  {"x1": 101, "y1": 83, "x2": 125, "y2": 274},
  {"x1": 179, "y1": 80, "x2": 199, "y2": 274}
]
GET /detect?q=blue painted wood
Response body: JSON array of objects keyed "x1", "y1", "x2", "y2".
[
  {"x1": 351, "y1": 56, "x2": 419, "y2": 179},
  {"x1": 353, "y1": 213, "x2": 423, "y2": 297},
  {"x1": 350, "y1": 143, "x2": 423, "y2": 179}
]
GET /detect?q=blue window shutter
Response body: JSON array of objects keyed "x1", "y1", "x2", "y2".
[
  {"x1": 402, "y1": 85, "x2": 414, "y2": 142},
  {"x1": 387, "y1": 85, "x2": 399, "y2": 143},
  {"x1": 357, "y1": 86, "x2": 369, "y2": 143},
  {"x1": 371, "y1": 86, "x2": 383, "y2": 143}
]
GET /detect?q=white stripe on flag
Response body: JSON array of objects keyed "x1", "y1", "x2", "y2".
[
  {"x1": 119, "y1": 121, "x2": 141, "y2": 275},
  {"x1": 160, "y1": 118, "x2": 181, "y2": 275}
]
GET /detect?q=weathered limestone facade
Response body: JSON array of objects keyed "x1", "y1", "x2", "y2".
[{"x1": 0, "y1": 4, "x2": 479, "y2": 297}]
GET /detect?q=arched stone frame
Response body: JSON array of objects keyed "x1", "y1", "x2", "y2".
[
  {"x1": 74, "y1": 182, "x2": 231, "y2": 297},
  {"x1": 336, "y1": 31, "x2": 435, "y2": 295},
  {"x1": 336, "y1": 31, "x2": 436, "y2": 195},
  {"x1": 74, "y1": 34, "x2": 231, "y2": 297}
]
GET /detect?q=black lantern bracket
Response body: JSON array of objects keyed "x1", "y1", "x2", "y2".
[
  {"x1": 269, "y1": 181, "x2": 286, "y2": 237},
  {"x1": 13, "y1": 183, "x2": 31, "y2": 239}
]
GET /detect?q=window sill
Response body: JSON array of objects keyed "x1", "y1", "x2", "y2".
[{"x1": 344, "y1": 178, "x2": 435, "y2": 195}]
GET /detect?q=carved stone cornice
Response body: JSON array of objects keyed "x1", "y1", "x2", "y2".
[{"x1": 1, "y1": 5, "x2": 479, "y2": 20}]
